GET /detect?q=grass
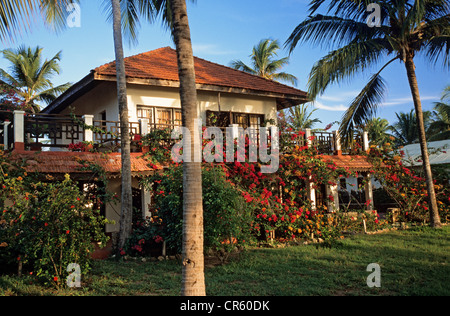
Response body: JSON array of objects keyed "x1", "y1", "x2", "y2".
[{"x1": 1, "y1": 225, "x2": 449, "y2": 296}]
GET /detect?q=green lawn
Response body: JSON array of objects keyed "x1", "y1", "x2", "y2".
[{"x1": 1, "y1": 225, "x2": 449, "y2": 296}]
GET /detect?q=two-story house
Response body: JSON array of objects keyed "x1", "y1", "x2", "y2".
[{"x1": 2, "y1": 47, "x2": 374, "y2": 243}]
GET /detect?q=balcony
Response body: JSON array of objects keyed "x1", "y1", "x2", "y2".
[{"x1": 0, "y1": 110, "x2": 369, "y2": 155}]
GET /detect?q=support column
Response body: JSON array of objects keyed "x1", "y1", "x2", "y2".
[
  {"x1": 230, "y1": 124, "x2": 239, "y2": 139},
  {"x1": 2, "y1": 121, "x2": 11, "y2": 150},
  {"x1": 13, "y1": 110, "x2": 25, "y2": 151},
  {"x1": 364, "y1": 173, "x2": 375, "y2": 210},
  {"x1": 141, "y1": 186, "x2": 152, "y2": 221},
  {"x1": 305, "y1": 128, "x2": 312, "y2": 148},
  {"x1": 326, "y1": 178, "x2": 340, "y2": 213},
  {"x1": 307, "y1": 179, "x2": 316, "y2": 211},
  {"x1": 83, "y1": 115, "x2": 94, "y2": 142},
  {"x1": 333, "y1": 130, "x2": 342, "y2": 155},
  {"x1": 363, "y1": 131, "x2": 370, "y2": 152},
  {"x1": 139, "y1": 119, "x2": 149, "y2": 136}
]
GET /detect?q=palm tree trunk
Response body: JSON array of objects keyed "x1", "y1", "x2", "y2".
[
  {"x1": 169, "y1": 0, "x2": 206, "y2": 296},
  {"x1": 111, "y1": 0, "x2": 134, "y2": 250},
  {"x1": 404, "y1": 56, "x2": 442, "y2": 228}
]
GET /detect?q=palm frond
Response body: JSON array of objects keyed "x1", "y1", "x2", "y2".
[
  {"x1": 389, "y1": 110, "x2": 418, "y2": 145},
  {"x1": 309, "y1": 0, "x2": 380, "y2": 19},
  {"x1": 428, "y1": 130, "x2": 450, "y2": 141},
  {"x1": 0, "y1": 0, "x2": 35, "y2": 42},
  {"x1": 38, "y1": 0, "x2": 81, "y2": 33},
  {"x1": 230, "y1": 60, "x2": 256, "y2": 75},
  {"x1": 271, "y1": 72, "x2": 298, "y2": 86},
  {"x1": 265, "y1": 56, "x2": 290, "y2": 75},
  {"x1": 103, "y1": 0, "x2": 160, "y2": 45},
  {"x1": 307, "y1": 38, "x2": 392, "y2": 99},
  {"x1": 0, "y1": 45, "x2": 70, "y2": 108},
  {"x1": 287, "y1": 103, "x2": 322, "y2": 130},
  {"x1": 34, "y1": 82, "x2": 71, "y2": 102},
  {"x1": 231, "y1": 38, "x2": 298, "y2": 85},
  {"x1": 339, "y1": 68, "x2": 389, "y2": 146},
  {"x1": 285, "y1": 13, "x2": 387, "y2": 53},
  {"x1": 423, "y1": 35, "x2": 450, "y2": 69}
]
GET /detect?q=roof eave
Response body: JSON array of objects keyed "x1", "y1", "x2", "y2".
[
  {"x1": 95, "y1": 73, "x2": 310, "y2": 110},
  {"x1": 41, "y1": 72, "x2": 96, "y2": 114}
]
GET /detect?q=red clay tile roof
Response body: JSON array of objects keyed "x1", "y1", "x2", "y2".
[
  {"x1": 12, "y1": 151, "x2": 159, "y2": 177},
  {"x1": 95, "y1": 47, "x2": 308, "y2": 99},
  {"x1": 321, "y1": 155, "x2": 373, "y2": 171},
  {"x1": 11, "y1": 151, "x2": 371, "y2": 178}
]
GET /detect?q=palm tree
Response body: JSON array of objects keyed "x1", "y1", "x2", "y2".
[
  {"x1": 110, "y1": 0, "x2": 133, "y2": 256},
  {"x1": 0, "y1": 0, "x2": 79, "y2": 43},
  {"x1": 390, "y1": 110, "x2": 416, "y2": 145},
  {"x1": 429, "y1": 85, "x2": 450, "y2": 141},
  {"x1": 285, "y1": 0, "x2": 449, "y2": 228},
  {"x1": 286, "y1": 103, "x2": 322, "y2": 130},
  {"x1": 389, "y1": 110, "x2": 433, "y2": 145},
  {"x1": 111, "y1": 0, "x2": 205, "y2": 295},
  {"x1": 231, "y1": 39, "x2": 298, "y2": 86},
  {"x1": 0, "y1": 46, "x2": 71, "y2": 113},
  {"x1": 168, "y1": 0, "x2": 205, "y2": 297},
  {"x1": 365, "y1": 117, "x2": 392, "y2": 146}
]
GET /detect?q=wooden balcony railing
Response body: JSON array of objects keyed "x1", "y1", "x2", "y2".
[
  {"x1": 25, "y1": 113, "x2": 85, "y2": 149},
  {"x1": 3, "y1": 110, "x2": 369, "y2": 155}
]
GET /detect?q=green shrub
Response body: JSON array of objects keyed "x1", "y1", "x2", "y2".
[
  {"x1": 128, "y1": 164, "x2": 255, "y2": 257},
  {"x1": 1, "y1": 168, "x2": 109, "y2": 287}
]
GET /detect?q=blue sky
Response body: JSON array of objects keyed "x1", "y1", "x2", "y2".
[{"x1": 1, "y1": 0, "x2": 448, "y2": 129}]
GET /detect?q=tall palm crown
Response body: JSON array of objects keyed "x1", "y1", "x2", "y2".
[
  {"x1": 286, "y1": 0, "x2": 449, "y2": 227},
  {"x1": 287, "y1": 103, "x2": 322, "y2": 130},
  {"x1": 0, "y1": 0, "x2": 80, "y2": 42},
  {"x1": 389, "y1": 109, "x2": 432, "y2": 145},
  {"x1": 365, "y1": 117, "x2": 392, "y2": 146},
  {"x1": 0, "y1": 46, "x2": 71, "y2": 113},
  {"x1": 231, "y1": 39, "x2": 298, "y2": 86},
  {"x1": 107, "y1": 0, "x2": 205, "y2": 296},
  {"x1": 286, "y1": 0, "x2": 449, "y2": 140},
  {"x1": 429, "y1": 85, "x2": 450, "y2": 141}
]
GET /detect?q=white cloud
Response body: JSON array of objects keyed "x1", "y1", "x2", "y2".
[
  {"x1": 319, "y1": 90, "x2": 361, "y2": 102},
  {"x1": 313, "y1": 100, "x2": 349, "y2": 112},
  {"x1": 313, "y1": 91, "x2": 439, "y2": 112},
  {"x1": 382, "y1": 95, "x2": 438, "y2": 107}
]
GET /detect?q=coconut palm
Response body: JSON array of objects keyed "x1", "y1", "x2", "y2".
[
  {"x1": 285, "y1": 0, "x2": 449, "y2": 228},
  {"x1": 0, "y1": 46, "x2": 71, "y2": 113},
  {"x1": 390, "y1": 110, "x2": 419, "y2": 145},
  {"x1": 168, "y1": 0, "x2": 205, "y2": 296},
  {"x1": 365, "y1": 117, "x2": 392, "y2": 146},
  {"x1": 428, "y1": 86, "x2": 450, "y2": 141},
  {"x1": 231, "y1": 39, "x2": 298, "y2": 86},
  {"x1": 110, "y1": 0, "x2": 133, "y2": 256},
  {"x1": 107, "y1": 0, "x2": 205, "y2": 295},
  {"x1": 389, "y1": 109, "x2": 433, "y2": 145},
  {"x1": 0, "y1": 0, "x2": 79, "y2": 43},
  {"x1": 286, "y1": 103, "x2": 322, "y2": 130}
]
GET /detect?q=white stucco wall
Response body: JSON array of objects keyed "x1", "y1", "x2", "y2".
[
  {"x1": 61, "y1": 81, "x2": 119, "y2": 122},
  {"x1": 64, "y1": 82, "x2": 278, "y2": 126}
]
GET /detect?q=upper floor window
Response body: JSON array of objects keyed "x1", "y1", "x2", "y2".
[
  {"x1": 206, "y1": 110, "x2": 265, "y2": 129},
  {"x1": 137, "y1": 106, "x2": 182, "y2": 129}
]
